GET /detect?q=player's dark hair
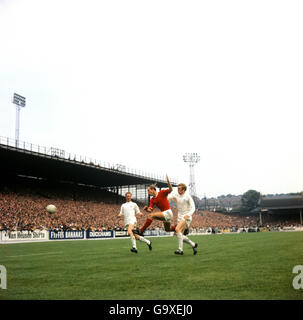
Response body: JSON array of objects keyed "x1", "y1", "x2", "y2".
[{"x1": 148, "y1": 183, "x2": 157, "y2": 191}]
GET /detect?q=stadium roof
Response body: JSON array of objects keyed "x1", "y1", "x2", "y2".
[
  {"x1": 0, "y1": 138, "x2": 178, "y2": 189},
  {"x1": 259, "y1": 196, "x2": 303, "y2": 211}
]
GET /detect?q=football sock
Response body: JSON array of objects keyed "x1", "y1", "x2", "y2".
[
  {"x1": 177, "y1": 232, "x2": 183, "y2": 251},
  {"x1": 139, "y1": 236, "x2": 150, "y2": 245},
  {"x1": 130, "y1": 236, "x2": 136, "y2": 248},
  {"x1": 140, "y1": 218, "x2": 152, "y2": 233},
  {"x1": 183, "y1": 235, "x2": 195, "y2": 247}
]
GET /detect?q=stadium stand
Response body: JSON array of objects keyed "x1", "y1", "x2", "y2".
[
  {"x1": 1, "y1": 139, "x2": 302, "y2": 235},
  {"x1": 259, "y1": 195, "x2": 303, "y2": 226},
  {"x1": 0, "y1": 176, "x2": 174, "y2": 232},
  {"x1": 2, "y1": 178, "x2": 300, "y2": 233}
]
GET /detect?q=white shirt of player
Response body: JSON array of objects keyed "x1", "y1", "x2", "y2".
[
  {"x1": 168, "y1": 192, "x2": 195, "y2": 222},
  {"x1": 120, "y1": 201, "x2": 140, "y2": 226}
]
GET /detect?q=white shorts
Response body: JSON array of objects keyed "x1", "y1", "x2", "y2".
[
  {"x1": 178, "y1": 216, "x2": 192, "y2": 228},
  {"x1": 162, "y1": 209, "x2": 173, "y2": 222},
  {"x1": 125, "y1": 218, "x2": 137, "y2": 228}
]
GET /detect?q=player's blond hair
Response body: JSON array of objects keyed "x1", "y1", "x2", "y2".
[
  {"x1": 178, "y1": 183, "x2": 187, "y2": 191},
  {"x1": 125, "y1": 192, "x2": 132, "y2": 196}
]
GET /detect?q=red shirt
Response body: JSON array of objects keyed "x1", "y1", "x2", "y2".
[{"x1": 149, "y1": 189, "x2": 171, "y2": 212}]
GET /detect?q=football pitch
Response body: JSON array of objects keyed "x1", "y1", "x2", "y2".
[{"x1": 0, "y1": 232, "x2": 303, "y2": 300}]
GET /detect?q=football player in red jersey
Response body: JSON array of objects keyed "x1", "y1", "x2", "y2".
[{"x1": 134, "y1": 174, "x2": 174, "y2": 236}]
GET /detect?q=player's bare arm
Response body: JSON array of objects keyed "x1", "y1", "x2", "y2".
[{"x1": 166, "y1": 174, "x2": 173, "y2": 193}]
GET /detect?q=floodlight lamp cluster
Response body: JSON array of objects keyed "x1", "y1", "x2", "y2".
[
  {"x1": 12, "y1": 93, "x2": 26, "y2": 107},
  {"x1": 183, "y1": 153, "x2": 200, "y2": 164}
]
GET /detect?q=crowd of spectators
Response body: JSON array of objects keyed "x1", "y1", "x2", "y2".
[
  {"x1": 0, "y1": 183, "x2": 301, "y2": 232},
  {"x1": 0, "y1": 190, "x2": 126, "y2": 231}
]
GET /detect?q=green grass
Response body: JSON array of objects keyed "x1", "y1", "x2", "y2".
[{"x1": 0, "y1": 232, "x2": 303, "y2": 300}]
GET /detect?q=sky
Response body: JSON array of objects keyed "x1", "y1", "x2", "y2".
[{"x1": 0, "y1": 0, "x2": 303, "y2": 198}]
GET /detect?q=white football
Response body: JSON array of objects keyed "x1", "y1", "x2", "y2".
[{"x1": 46, "y1": 204, "x2": 57, "y2": 214}]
